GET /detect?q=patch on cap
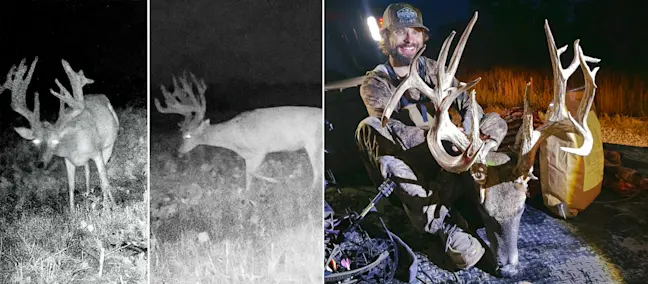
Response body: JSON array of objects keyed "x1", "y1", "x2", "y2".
[{"x1": 396, "y1": 7, "x2": 417, "y2": 24}]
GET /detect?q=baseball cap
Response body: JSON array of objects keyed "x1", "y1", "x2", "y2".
[{"x1": 381, "y1": 3, "x2": 429, "y2": 32}]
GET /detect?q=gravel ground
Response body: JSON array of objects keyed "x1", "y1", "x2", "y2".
[
  {"x1": 598, "y1": 114, "x2": 648, "y2": 147},
  {"x1": 484, "y1": 106, "x2": 648, "y2": 148}
]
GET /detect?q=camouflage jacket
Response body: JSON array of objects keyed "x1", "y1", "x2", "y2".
[{"x1": 359, "y1": 56, "x2": 484, "y2": 132}]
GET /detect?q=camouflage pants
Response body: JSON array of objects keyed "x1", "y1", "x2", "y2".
[{"x1": 354, "y1": 113, "x2": 507, "y2": 234}]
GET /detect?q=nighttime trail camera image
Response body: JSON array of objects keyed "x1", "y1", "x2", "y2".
[
  {"x1": 0, "y1": 1, "x2": 148, "y2": 283},
  {"x1": 149, "y1": 0, "x2": 322, "y2": 283}
]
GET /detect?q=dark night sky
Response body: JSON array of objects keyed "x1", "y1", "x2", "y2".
[
  {"x1": 150, "y1": 0, "x2": 322, "y2": 88},
  {"x1": 326, "y1": 0, "x2": 648, "y2": 78},
  {"x1": 0, "y1": 1, "x2": 146, "y2": 130}
]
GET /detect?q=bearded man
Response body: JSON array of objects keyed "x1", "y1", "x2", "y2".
[{"x1": 355, "y1": 2, "x2": 507, "y2": 270}]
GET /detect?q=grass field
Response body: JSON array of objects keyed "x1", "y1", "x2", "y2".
[
  {"x1": 459, "y1": 67, "x2": 648, "y2": 118},
  {"x1": 0, "y1": 106, "x2": 148, "y2": 284}
]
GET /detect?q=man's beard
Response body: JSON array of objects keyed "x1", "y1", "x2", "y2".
[{"x1": 388, "y1": 44, "x2": 418, "y2": 66}]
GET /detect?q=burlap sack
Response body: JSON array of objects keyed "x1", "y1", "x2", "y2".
[{"x1": 539, "y1": 89, "x2": 604, "y2": 218}]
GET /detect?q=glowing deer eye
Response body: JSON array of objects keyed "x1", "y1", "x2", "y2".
[
  {"x1": 51, "y1": 139, "x2": 60, "y2": 145},
  {"x1": 184, "y1": 134, "x2": 192, "y2": 139},
  {"x1": 32, "y1": 139, "x2": 41, "y2": 145}
]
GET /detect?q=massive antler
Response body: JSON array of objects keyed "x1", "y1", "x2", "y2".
[
  {"x1": 381, "y1": 12, "x2": 494, "y2": 173},
  {"x1": 154, "y1": 71, "x2": 207, "y2": 131},
  {"x1": 50, "y1": 59, "x2": 92, "y2": 118},
  {"x1": 4, "y1": 57, "x2": 42, "y2": 132},
  {"x1": 512, "y1": 20, "x2": 600, "y2": 178}
]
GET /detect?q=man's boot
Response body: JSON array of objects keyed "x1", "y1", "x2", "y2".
[{"x1": 437, "y1": 218, "x2": 485, "y2": 270}]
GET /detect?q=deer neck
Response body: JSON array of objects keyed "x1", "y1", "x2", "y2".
[{"x1": 198, "y1": 121, "x2": 243, "y2": 154}]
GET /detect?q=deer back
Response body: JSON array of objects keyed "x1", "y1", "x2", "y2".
[{"x1": 191, "y1": 106, "x2": 321, "y2": 157}]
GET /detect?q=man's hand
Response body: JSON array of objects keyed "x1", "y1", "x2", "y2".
[{"x1": 450, "y1": 126, "x2": 492, "y2": 153}]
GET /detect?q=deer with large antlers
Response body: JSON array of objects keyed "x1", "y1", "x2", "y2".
[
  {"x1": 3, "y1": 57, "x2": 120, "y2": 211},
  {"x1": 378, "y1": 12, "x2": 600, "y2": 277},
  {"x1": 154, "y1": 72, "x2": 322, "y2": 191}
]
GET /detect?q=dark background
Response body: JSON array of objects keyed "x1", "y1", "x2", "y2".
[
  {"x1": 0, "y1": 1, "x2": 147, "y2": 133},
  {"x1": 326, "y1": 0, "x2": 648, "y2": 78},
  {"x1": 150, "y1": 0, "x2": 322, "y2": 133}
]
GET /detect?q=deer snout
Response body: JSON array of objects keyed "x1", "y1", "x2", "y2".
[
  {"x1": 36, "y1": 161, "x2": 46, "y2": 169},
  {"x1": 496, "y1": 263, "x2": 519, "y2": 278},
  {"x1": 495, "y1": 248, "x2": 519, "y2": 278},
  {"x1": 40, "y1": 149, "x2": 55, "y2": 168}
]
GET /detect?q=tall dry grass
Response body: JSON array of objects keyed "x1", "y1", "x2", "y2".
[{"x1": 459, "y1": 67, "x2": 648, "y2": 117}]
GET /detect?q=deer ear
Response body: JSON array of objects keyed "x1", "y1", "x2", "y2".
[
  {"x1": 14, "y1": 127, "x2": 35, "y2": 140},
  {"x1": 194, "y1": 119, "x2": 210, "y2": 132}
]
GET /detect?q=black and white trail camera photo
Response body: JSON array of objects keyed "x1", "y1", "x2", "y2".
[
  {"x1": 149, "y1": 0, "x2": 323, "y2": 283},
  {"x1": 0, "y1": 1, "x2": 148, "y2": 283}
]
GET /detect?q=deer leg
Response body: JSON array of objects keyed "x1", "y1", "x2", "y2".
[
  {"x1": 64, "y1": 159, "x2": 76, "y2": 211},
  {"x1": 93, "y1": 155, "x2": 115, "y2": 207},
  {"x1": 244, "y1": 155, "x2": 277, "y2": 190},
  {"x1": 97, "y1": 144, "x2": 115, "y2": 197},
  {"x1": 305, "y1": 142, "x2": 321, "y2": 189},
  {"x1": 85, "y1": 163, "x2": 91, "y2": 195},
  {"x1": 102, "y1": 143, "x2": 115, "y2": 164}
]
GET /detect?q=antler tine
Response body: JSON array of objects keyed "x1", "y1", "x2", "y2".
[
  {"x1": 6, "y1": 57, "x2": 42, "y2": 129},
  {"x1": 575, "y1": 45, "x2": 600, "y2": 123},
  {"x1": 447, "y1": 11, "x2": 478, "y2": 82},
  {"x1": 559, "y1": 44, "x2": 600, "y2": 156},
  {"x1": 49, "y1": 59, "x2": 89, "y2": 111},
  {"x1": 436, "y1": 31, "x2": 456, "y2": 88},
  {"x1": 58, "y1": 99, "x2": 65, "y2": 122},
  {"x1": 185, "y1": 71, "x2": 207, "y2": 122},
  {"x1": 61, "y1": 59, "x2": 92, "y2": 104},
  {"x1": 513, "y1": 80, "x2": 541, "y2": 177},
  {"x1": 544, "y1": 20, "x2": 580, "y2": 122},
  {"x1": 177, "y1": 71, "x2": 207, "y2": 124},
  {"x1": 381, "y1": 45, "x2": 435, "y2": 127},
  {"x1": 50, "y1": 77, "x2": 84, "y2": 111},
  {"x1": 436, "y1": 28, "x2": 481, "y2": 112},
  {"x1": 514, "y1": 80, "x2": 535, "y2": 153},
  {"x1": 466, "y1": 89, "x2": 484, "y2": 158}
]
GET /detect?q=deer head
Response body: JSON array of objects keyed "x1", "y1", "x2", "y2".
[
  {"x1": 381, "y1": 12, "x2": 600, "y2": 277},
  {"x1": 154, "y1": 71, "x2": 208, "y2": 154},
  {"x1": 5, "y1": 58, "x2": 93, "y2": 167}
]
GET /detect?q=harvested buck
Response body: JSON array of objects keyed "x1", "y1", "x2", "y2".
[
  {"x1": 154, "y1": 72, "x2": 322, "y2": 191},
  {"x1": 381, "y1": 12, "x2": 600, "y2": 277},
  {"x1": 3, "y1": 57, "x2": 120, "y2": 211}
]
